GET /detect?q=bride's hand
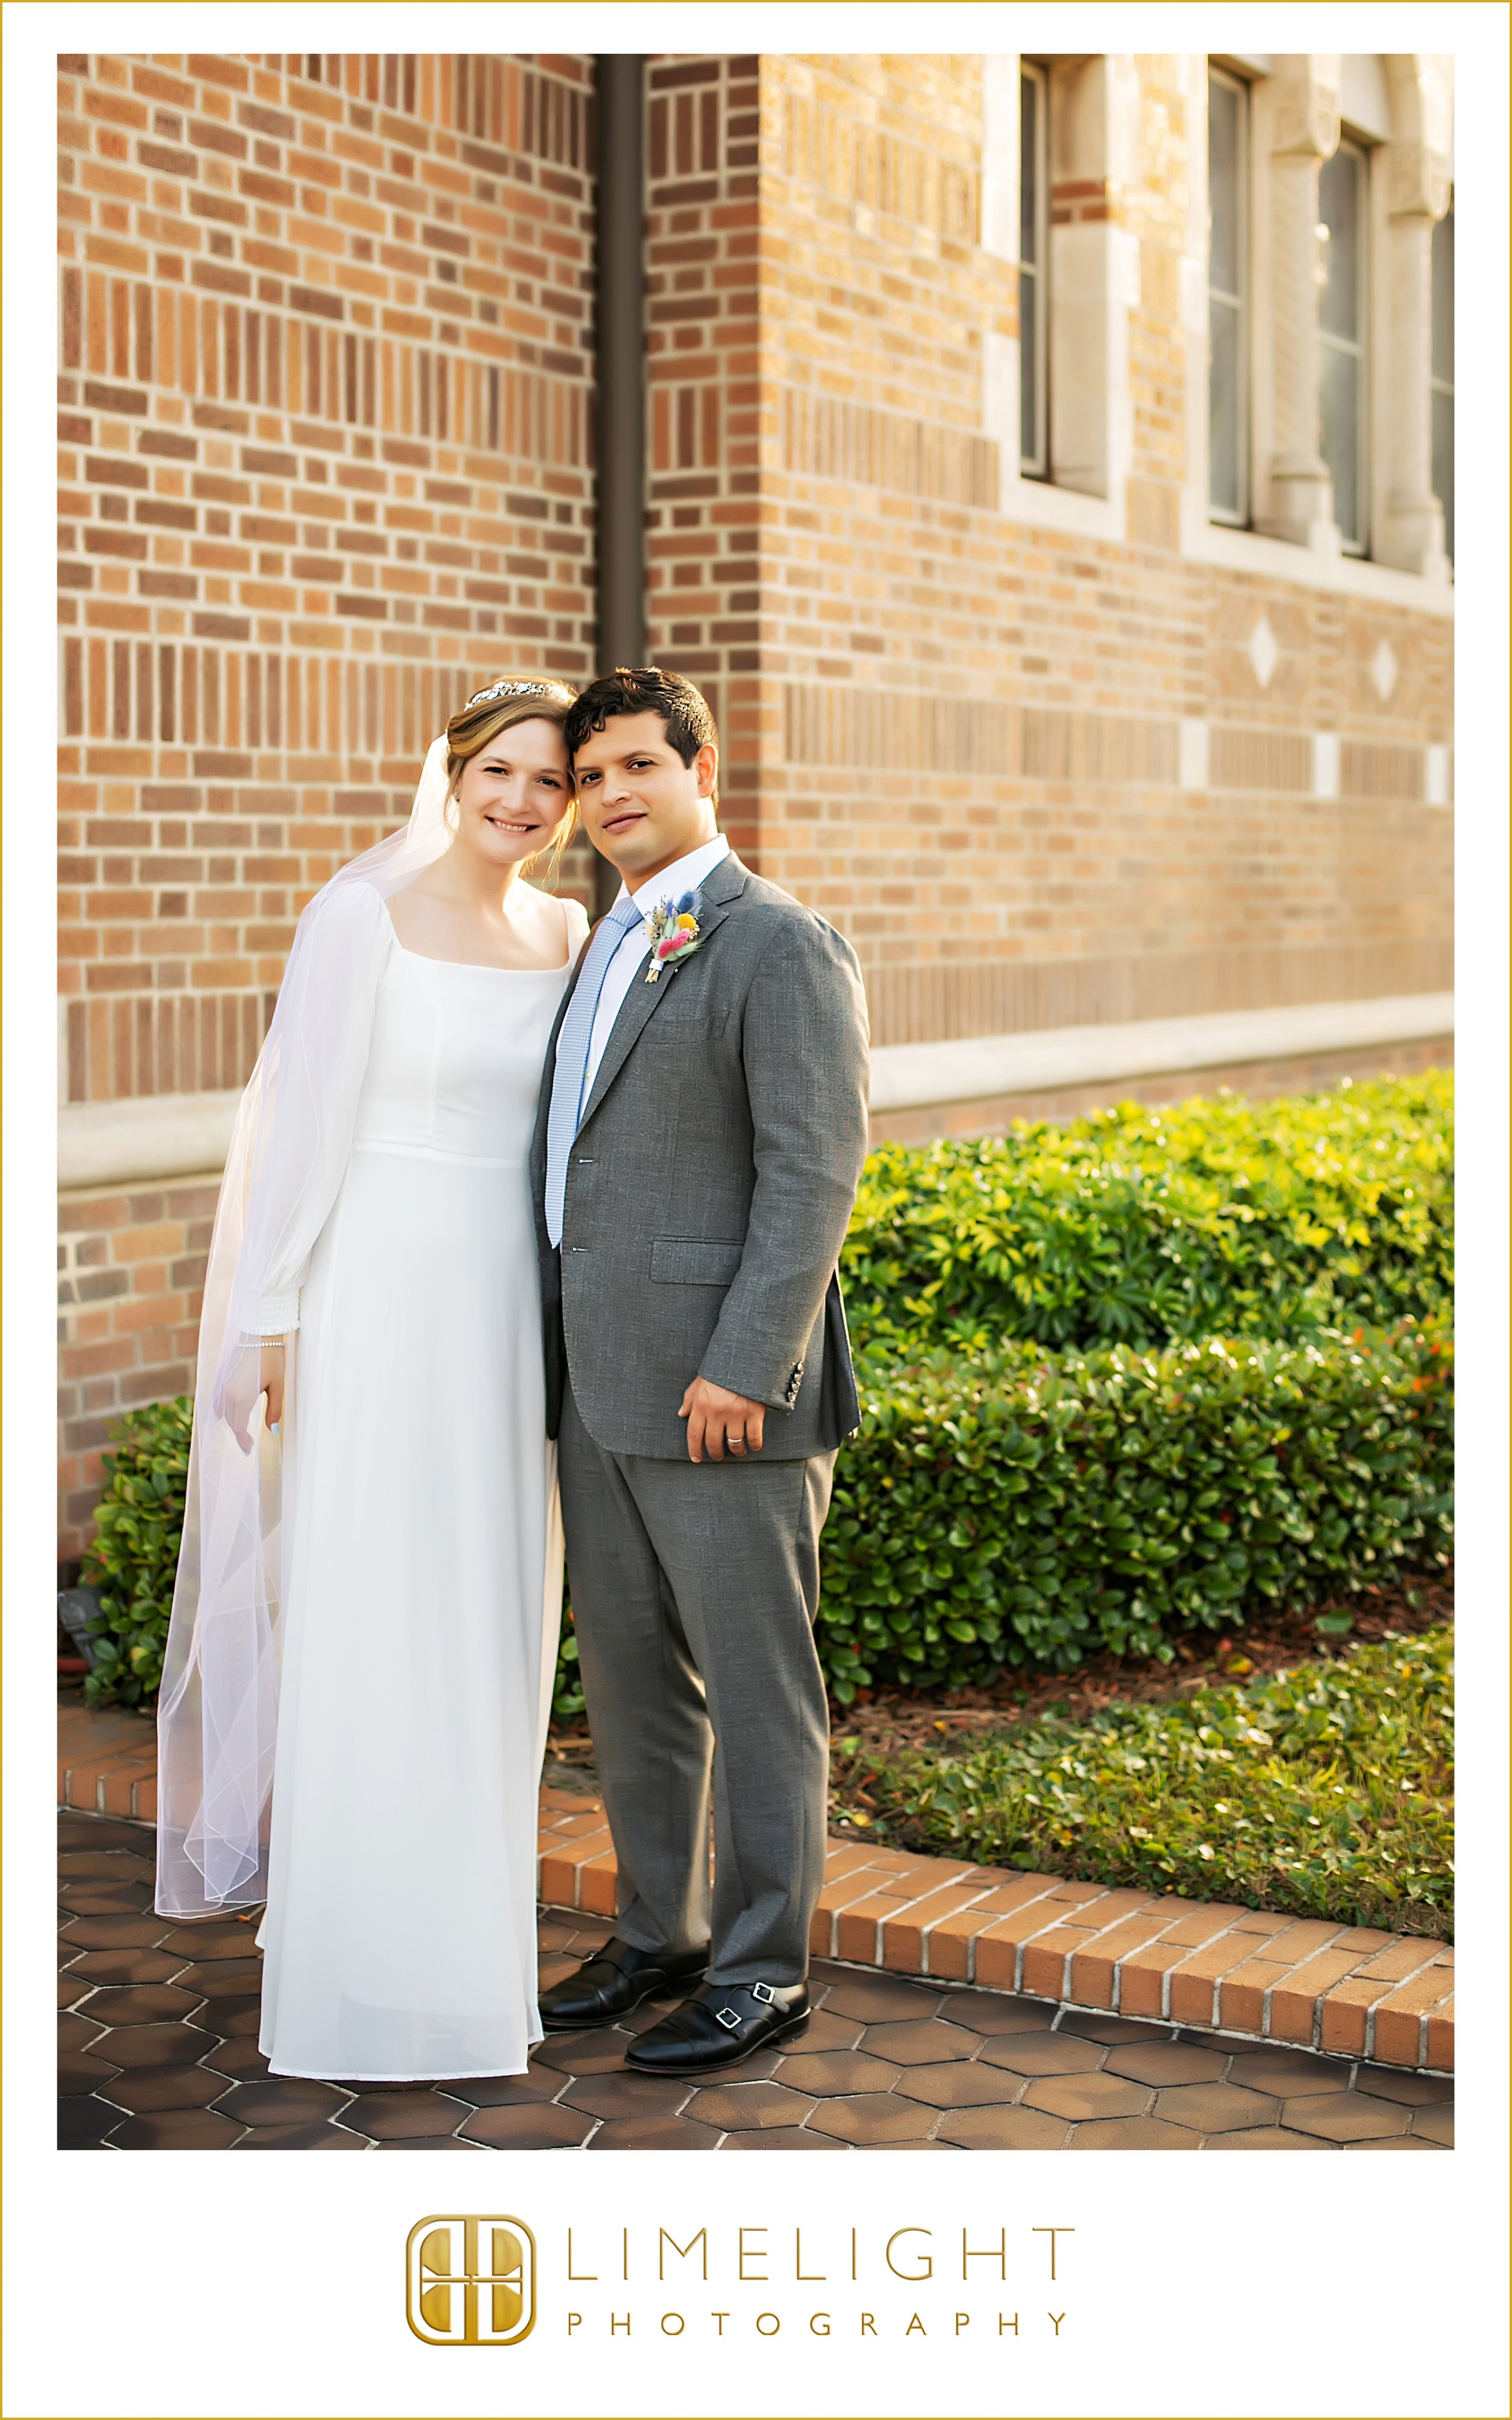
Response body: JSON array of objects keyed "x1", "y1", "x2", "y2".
[
  {"x1": 218, "y1": 1340, "x2": 288, "y2": 1454},
  {"x1": 261, "y1": 1342, "x2": 287, "y2": 1433}
]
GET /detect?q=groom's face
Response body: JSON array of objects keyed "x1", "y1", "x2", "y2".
[{"x1": 571, "y1": 711, "x2": 719, "y2": 888}]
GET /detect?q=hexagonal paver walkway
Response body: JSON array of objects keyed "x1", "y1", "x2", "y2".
[
  {"x1": 58, "y1": 1700, "x2": 1455, "y2": 2073},
  {"x1": 59, "y1": 1813, "x2": 1452, "y2": 2150}
]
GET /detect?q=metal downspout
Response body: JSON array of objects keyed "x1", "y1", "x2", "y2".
[{"x1": 591, "y1": 55, "x2": 647, "y2": 915}]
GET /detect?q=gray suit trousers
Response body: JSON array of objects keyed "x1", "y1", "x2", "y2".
[{"x1": 558, "y1": 1379, "x2": 835, "y2": 1986}]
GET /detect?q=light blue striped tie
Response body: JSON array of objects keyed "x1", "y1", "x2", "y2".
[{"x1": 544, "y1": 894, "x2": 645, "y2": 1246}]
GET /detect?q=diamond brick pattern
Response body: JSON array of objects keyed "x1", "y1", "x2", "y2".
[
  {"x1": 1246, "y1": 613, "x2": 1280, "y2": 691},
  {"x1": 57, "y1": 1811, "x2": 1452, "y2": 2151},
  {"x1": 1370, "y1": 639, "x2": 1401, "y2": 703}
]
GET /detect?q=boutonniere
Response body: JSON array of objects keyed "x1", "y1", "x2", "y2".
[{"x1": 644, "y1": 888, "x2": 705, "y2": 984}]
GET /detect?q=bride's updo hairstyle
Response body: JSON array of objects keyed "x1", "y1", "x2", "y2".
[{"x1": 444, "y1": 675, "x2": 579, "y2": 882}]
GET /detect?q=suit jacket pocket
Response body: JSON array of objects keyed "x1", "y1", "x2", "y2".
[
  {"x1": 641, "y1": 1002, "x2": 731, "y2": 1042},
  {"x1": 650, "y1": 1237, "x2": 744, "y2": 1286}
]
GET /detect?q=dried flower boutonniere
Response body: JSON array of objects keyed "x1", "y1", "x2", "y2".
[{"x1": 644, "y1": 889, "x2": 705, "y2": 983}]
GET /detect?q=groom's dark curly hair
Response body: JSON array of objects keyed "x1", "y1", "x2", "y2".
[{"x1": 562, "y1": 666, "x2": 719, "y2": 768}]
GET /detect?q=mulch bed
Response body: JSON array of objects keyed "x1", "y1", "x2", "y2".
[{"x1": 545, "y1": 1568, "x2": 1452, "y2": 1821}]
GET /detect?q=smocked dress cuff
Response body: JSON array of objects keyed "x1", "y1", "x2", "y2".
[{"x1": 239, "y1": 1291, "x2": 301, "y2": 1341}]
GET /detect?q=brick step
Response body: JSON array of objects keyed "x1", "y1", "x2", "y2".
[{"x1": 56, "y1": 1699, "x2": 1452, "y2": 2074}]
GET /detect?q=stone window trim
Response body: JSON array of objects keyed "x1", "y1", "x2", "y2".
[
  {"x1": 1319, "y1": 134, "x2": 1372, "y2": 557},
  {"x1": 1430, "y1": 201, "x2": 1454, "y2": 566},
  {"x1": 1018, "y1": 57, "x2": 1050, "y2": 479},
  {"x1": 982, "y1": 50, "x2": 1139, "y2": 543},
  {"x1": 1207, "y1": 64, "x2": 1251, "y2": 527},
  {"x1": 1179, "y1": 53, "x2": 1454, "y2": 613}
]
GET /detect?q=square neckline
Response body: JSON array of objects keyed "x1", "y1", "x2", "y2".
[{"x1": 379, "y1": 892, "x2": 580, "y2": 975}]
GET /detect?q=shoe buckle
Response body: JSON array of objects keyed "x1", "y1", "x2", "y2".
[
  {"x1": 714, "y1": 2005, "x2": 742, "y2": 2031},
  {"x1": 750, "y1": 1981, "x2": 777, "y2": 2006}
]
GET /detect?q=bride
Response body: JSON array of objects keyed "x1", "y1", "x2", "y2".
[{"x1": 154, "y1": 678, "x2": 589, "y2": 2082}]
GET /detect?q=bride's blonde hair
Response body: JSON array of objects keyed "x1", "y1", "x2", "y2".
[{"x1": 444, "y1": 676, "x2": 579, "y2": 885}]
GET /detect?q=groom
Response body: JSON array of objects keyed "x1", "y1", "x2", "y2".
[{"x1": 529, "y1": 666, "x2": 870, "y2": 2076}]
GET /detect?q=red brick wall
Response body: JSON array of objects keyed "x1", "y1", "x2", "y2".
[
  {"x1": 643, "y1": 53, "x2": 762, "y2": 858},
  {"x1": 58, "y1": 50, "x2": 600, "y2": 1111},
  {"x1": 56, "y1": 51, "x2": 600, "y2": 1556},
  {"x1": 57, "y1": 1178, "x2": 219, "y2": 1554}
]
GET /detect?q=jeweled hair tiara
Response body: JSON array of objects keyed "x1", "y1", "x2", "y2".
[{"x1": 464, "y1": 678, "x2": 571, "y2": 708}]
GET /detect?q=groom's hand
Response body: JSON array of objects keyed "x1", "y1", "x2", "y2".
[{"x1": 679, "y1": 1376, "x2": 766, "y2": 1463}]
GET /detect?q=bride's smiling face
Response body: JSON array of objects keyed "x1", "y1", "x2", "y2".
[{"x1": 451, "y1": 718, "x2": 574, "y2": 868}]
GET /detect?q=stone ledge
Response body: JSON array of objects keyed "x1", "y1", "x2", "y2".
[
  {"x1": 56, "y1": 990, "x2": 1455, "y2": 1188},
  {"x1": 56, "y1": 1707, "x2": 1451, "y2": 2075},
  {"x1": 867, "y1": 990, "x2": 1455, "y2": 1115},
  {"x1": 57, "y1": 1089, "x2": 241, "y2": 1191}
]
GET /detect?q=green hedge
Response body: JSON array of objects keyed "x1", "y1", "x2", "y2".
[
  {"x1": 79, "y1": 1397, "x2": 191, "y2": 1709},
  {"x1": 81, "y1": 1075, "x2": 1453, "y2": 1715},
  {"x1": 857, "y1": 1627, "x2": 1453, "y2": 1934},
  {"x1": 73, "y1": 1393, "x2": 595, "y2": 1721},
  {"x1": 817, "y1": 1322, "x2": 1452, "y2": 1701},
  {"x1": 80, "y1": 1329, "x2": 1451, "y2": 1716},
  {"x1": 843, "y1": 1073, "x2": 1453, "y2": 1353}
]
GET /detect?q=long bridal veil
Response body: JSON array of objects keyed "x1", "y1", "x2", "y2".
[{"x1": 155, "y1": 738, "x2": 460, "y2": 1918}]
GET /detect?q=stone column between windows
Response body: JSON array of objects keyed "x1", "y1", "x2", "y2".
[
  {"x1": 1376, "y1": 136, "x2": 1452, "y2": 578},
  {"x1": 1257, "y1": 55, "x2": 1341, "y2": 546},
  {"x1": 1045, "y1": 54, "x2": 1140, "y2": 502}
]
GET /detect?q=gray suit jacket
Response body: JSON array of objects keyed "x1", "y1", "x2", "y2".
[{"x1": 529, "y1": 851, "x2": 870, "y2": 1459}]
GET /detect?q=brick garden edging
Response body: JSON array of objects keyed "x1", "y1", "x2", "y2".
[
  {"x1": 538, "y1": 1788, "x2": 1453, "y2": 2076},
  {"x1": 57, "y1": 1700, "x2": 158, "y2": 1823},
  {"x1": 56, "y1": 1702, "x2": 1452, "y2": 2075}
]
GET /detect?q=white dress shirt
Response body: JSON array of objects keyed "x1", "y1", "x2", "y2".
[{"x1": 580, "y1": 831, "x2": 731, "y2": 1100}]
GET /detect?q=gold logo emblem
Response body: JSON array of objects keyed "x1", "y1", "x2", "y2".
[{"x1": 406, "y1": 2216, "x2": 536, "y2": 2347}]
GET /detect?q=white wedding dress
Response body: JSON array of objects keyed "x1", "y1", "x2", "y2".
[{"x1": 252, "y1": 891, "x2": 586, "y2": 2080}]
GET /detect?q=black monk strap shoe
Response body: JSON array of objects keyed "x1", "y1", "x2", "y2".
[
  {"x1": 538, "y1": 1937, "x2": 709, "y2": 2032},
  {"x1": 623, "y1": 1980, "x2": 810, "y2": 2076}
]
